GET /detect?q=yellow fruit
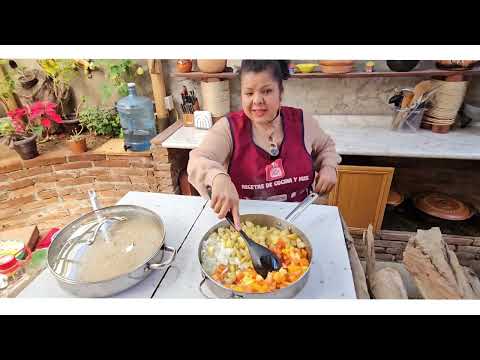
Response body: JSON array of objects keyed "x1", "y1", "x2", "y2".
[{"x1": 136, "y1": 67, "x2": 144, "y2": 75}]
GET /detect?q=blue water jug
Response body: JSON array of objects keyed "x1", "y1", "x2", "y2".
[{"x1": 116, "y1": 83, "x2": 157, "y2": 152}]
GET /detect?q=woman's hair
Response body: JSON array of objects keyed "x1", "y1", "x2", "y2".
[{"x1": 239, "y1": 60, "x2": 290, "y2": 91}]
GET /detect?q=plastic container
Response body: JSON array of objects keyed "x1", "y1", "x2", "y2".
[
  {"x1": 391, "y1": 106, "x2": 425, "y2": 132},
  {"x1": 116, "y1": 83, "x2": 157, "y2": 152},
  {"x1": 0, "y1": 246, "x2": 31, "y2": 287}
]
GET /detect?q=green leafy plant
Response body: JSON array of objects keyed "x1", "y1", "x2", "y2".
[
  {"x1": 0, "y1": 59, "x2": 16, "y2": 112},
  {"x1": 0, "y1": 117, "x2": 15, "y2": 137},
  {"x1": 93, "y1": 60, "x2": 145, "y2": 103},
  {"x1": 78, "y1": 106, "x2": 122, "y2": 137},
  {"x1": 37, "y1": 59, "x2": 80, "y2": 116}
]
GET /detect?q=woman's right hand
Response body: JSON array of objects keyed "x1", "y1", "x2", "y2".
[{"x1": 210, "y1": 174, "x2": 241, "y2": 230}]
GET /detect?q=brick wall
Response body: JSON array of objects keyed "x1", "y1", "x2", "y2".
[{"x1": 0, "y1": 152, "x2": 160, "y2": 233}]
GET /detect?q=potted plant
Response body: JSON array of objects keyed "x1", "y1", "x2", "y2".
[
  {"x1": 62, "y1": 95, "x2": 86, "y2": 135},
  {"x1": 37, "y1": 59, "x2": 79, "y2": 117},
  {"x1": 67, "y1": 125, "x2": 88, "y2": 154},
  {"x1": 0, "y1": 101, "x2": 63, "y2": 160},
  {"x1": 78, "y1": 106, "x2": 122, "y2": 138},
  {"x1": 8, "y1": 60, "x2": 39, "y2": 89}
]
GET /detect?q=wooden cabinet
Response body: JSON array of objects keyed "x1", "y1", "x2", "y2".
[{"x1": 328, "y1": 165, "x2": 394, "y2": 234}]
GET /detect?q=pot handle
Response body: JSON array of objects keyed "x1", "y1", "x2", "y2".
[
  {"x1": 199, "y1": 275, "x2": 244, "y2": 299},
  {"x1": 284, "y1": 192, "x2": 319, "y2": 223},
  {"x1": 146, "y1": 246, "x2": 177, "y2": 270},
  {"x1": 199, "y1": 276, "x2": 216, "y2": 299}
]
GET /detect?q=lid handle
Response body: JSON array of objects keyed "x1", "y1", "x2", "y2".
[{"x1": 88, "y1": 190, "x2": 101, "y2": 211}]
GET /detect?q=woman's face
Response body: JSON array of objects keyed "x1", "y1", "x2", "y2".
[{"x1": 241, "y1": 70, "x2": 282, "y2": 124}]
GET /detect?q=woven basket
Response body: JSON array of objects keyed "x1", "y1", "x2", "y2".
[{"x1": 200, "y1": 79, "x2": 230, "y2": 117}]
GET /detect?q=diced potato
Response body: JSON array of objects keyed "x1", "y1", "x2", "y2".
[
  {"x1": 207, "y1": 246, "x2": 215, "y2": 256},
  {"x1": 287, "y1": 233, "x2": 298, "y2": 240}
]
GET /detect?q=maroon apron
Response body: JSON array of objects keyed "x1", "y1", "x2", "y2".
[{"x1": 227, "y1": 106, "x2": 314, "y2": 202}]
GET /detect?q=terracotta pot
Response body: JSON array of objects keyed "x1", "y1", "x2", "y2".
[
  {"x1": 68, "y1": 137, "x2": 87, "y2": 154},
  {"x1": 319, "y1": 60, "x2": 354, "y2": 66},
  {"x1": 176, "y1": 60, "x2": 193, "y2": 73},
  {"x1": 431, "y1": 124, "x2": 450, "y2": 134},
  {"x1": 13, "y1": 134, "x2": 39, "y2": 160},
  {"x1": 319, "y1": 64, "x2": 354, "y2": 74},
  {"x1": 196, "y1": 60, "x2": 226, "y2": 73}
]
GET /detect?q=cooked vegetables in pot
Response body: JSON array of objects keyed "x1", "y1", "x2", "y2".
[{"x1": 201, "y1": 221, "x2": 310, "y2": 293}]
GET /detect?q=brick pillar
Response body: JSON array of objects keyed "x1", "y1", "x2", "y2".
[{"x1": 152, "y1": 144, "x2": 190, "y2": 194}]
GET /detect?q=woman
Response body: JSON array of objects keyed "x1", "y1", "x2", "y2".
[{"x1": 187, "y1": 60, "x2": 339, "y2": 230}]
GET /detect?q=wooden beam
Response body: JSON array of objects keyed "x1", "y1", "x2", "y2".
[{"x1": 148, "y1": 60, "x2": 169, "y2": 132}]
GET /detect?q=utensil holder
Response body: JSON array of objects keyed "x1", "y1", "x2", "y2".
[
  {"x1": 182, "y1": 113, "x2": 194, "y2": 127},
  {"x1": 391, "y1": 106, "x2": 425, "y2": 132}
]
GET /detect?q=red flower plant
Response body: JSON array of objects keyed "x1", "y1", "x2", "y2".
[
  {"x1": 6, "y1": 108, "x2": 27, "y2": 134},
  {"x1": 6, "y1": 101, "x2": 63, "y2": 139},
  {"x1": 25, "y1": 101, "x2": 64, "y2": 128}
]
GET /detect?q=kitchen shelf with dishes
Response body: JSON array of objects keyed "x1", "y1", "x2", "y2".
[
  {"x1": 173, "y1": 67, "x2": 480, "y2": 80},
  {"x1": 173, "y1": 72, "x2": 237, "y2": 80}
]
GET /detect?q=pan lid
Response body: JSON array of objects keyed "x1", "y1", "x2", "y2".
[
  {"x1": 48, "y1": 204, "x2": 166, "y2": 283},
  {"x1": 413, "y1": 192, "x2": 474, "y2": 221}
]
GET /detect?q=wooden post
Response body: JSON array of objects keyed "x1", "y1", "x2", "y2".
[
  {"x1": 148, "y1": 60, "x2": 169, "y2": 133},
  {"x1": 0, "y1": 64, "x2": 19, "y2": 113}
]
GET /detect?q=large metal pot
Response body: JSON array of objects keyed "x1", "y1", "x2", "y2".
[
  {"x1": 47, "y1": 191, "x2": 176, "y2": 297},
  {"x1": 198, "y1": 193, "x2": 317, "y2": 298}
]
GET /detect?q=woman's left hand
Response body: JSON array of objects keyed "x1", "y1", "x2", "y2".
[{"x1": 315, "y1": 166, "x2": 337, "y2": 194}]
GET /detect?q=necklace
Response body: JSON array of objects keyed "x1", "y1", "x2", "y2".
[
  {"x1": 267, "y1": 109, "x2": 281, "y2": 157},
  {"x1": 268, "y1": 132, "x2": 279, "y2": 157}
]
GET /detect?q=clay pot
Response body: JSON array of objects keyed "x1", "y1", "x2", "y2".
[
  {"x1": 431, "y1": 124, "x2": 450, "y2": 134},
  {"x1": 386, "y1": 60, "x2": 420, "y2": 72},
  {"x1": 67, "y1": 137, "x2": 87, "y2": 154},
  {"x1": 13, "y1": 134, "x2": 39, "y2": 160},
  {"x1": 19, "y1": 72, "x2": 39, "y2": 89},
  {"x1": 62, "y1": 114, "x2": 82, "y2": 135},
  {"x1": 196, "y1": 60, "x2": 226, "y2": 73},
  {"x1": 436, "y1": 60, "x2": 478, "y2": 71},
  {"x1": 176, "y1": 60, "x2": 193, "y2": 73}
]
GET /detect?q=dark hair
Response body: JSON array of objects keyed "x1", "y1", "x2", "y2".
[{"x1": 239, "y1": 60, "x2": 290, "y2": 91}]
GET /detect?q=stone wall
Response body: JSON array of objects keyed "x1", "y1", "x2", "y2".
[{"x1": 353, "y1": 230, "x2": 480, "y2": 277}]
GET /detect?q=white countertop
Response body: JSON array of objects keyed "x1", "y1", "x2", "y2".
[
  {"x1": 160, "y1": 115, "x2": 480, "y2": 160},
  {"x1": 18, "y1": 192, "x2": 356, "y2": 299}
]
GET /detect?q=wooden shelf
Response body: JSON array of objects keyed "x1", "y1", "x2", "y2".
[
  {"x1": 290, "y1": 67, "x2": 480, "y2": 79},
  {"x1": 173, "y1": 67, "x2": 480, "y2": 80},
  {"x1": 173, "y1": 72, "x2": 238, "y2": 80}
]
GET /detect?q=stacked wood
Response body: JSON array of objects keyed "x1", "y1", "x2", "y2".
[
  {"x1": 364, "y1": 224, "x2": 408, "y2": 299},
  {"x1": 403, "y1": 227, "x2": 480, "y2": 299}
]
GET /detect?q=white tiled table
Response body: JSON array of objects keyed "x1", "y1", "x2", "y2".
[{"x1": 18, "y1": 192, "x2": 356, "y2": 299}]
